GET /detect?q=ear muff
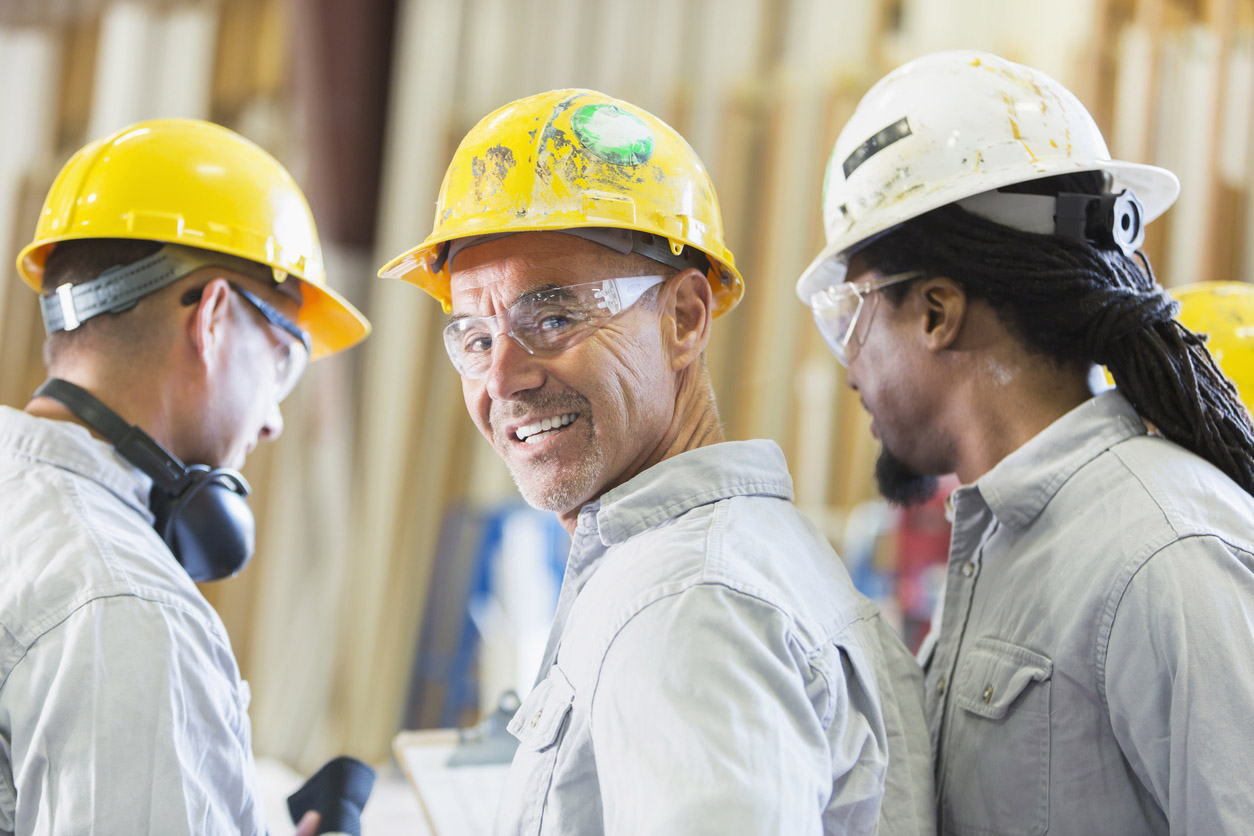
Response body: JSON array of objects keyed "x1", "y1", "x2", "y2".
[
  {"x1": 1055, "y1": 190, "x2": 1146, "y2": 257},
  {"x1": 147, "y1": 464, "x2": 255, "y2": 582},
  {"x1": 33, "y1": 379, "x2": 255, "y2": 581}
]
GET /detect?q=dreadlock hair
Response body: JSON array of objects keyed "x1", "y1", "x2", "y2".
[{"x1": 858, "y1": 170, "x2": 1254, "y2": 498}]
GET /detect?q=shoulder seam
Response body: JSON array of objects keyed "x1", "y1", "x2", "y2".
[
  {"x1": 587, "y1": 580, "x2": 806, "y2": 723},
  {"x1": 0, "y1": 591, "x2": 233, "y2": 698}
]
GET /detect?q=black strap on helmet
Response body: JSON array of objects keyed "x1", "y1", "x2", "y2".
[{"x1": 33, "y1": 378, "x2": 255, "y2": 582}]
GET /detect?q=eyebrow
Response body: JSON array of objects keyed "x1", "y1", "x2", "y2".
[
  {"x1": 524, "y1": 283, "x2": 576, "y2": 303},
  {"x1": 445, "y1": 281, "x2": 575, "y2": 326}
]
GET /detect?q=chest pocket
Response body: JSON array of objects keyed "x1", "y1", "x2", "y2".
[
  {"x1": 497, "y1": 667, "x2": 576, "y2": 836},
  {"x1": 941, "y1": 637, "x2": 1052, "y2": 836}
]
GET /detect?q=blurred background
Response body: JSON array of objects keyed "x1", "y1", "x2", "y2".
[{"x1": 1, "y1": 0, "x2": 1251, "y2": 795}]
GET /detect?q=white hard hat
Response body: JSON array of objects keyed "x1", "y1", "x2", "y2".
[{"x1": 795, "y1": 50, "x2": 1180, "y2": 301}]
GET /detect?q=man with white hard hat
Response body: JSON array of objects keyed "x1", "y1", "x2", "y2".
[{"x1": 796, "y1": 50, "x2": 1254, "y2": 834}]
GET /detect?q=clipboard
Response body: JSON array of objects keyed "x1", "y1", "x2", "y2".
[{"x1": 393, "y1": 692, "x2": 520, "y2": 836}]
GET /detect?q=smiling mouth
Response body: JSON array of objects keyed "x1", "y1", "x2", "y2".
[{"x1": 514, "y1": 412, "x2": 579, "y2": 444}]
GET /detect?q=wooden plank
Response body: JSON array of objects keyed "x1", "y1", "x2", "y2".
[
  {"x1": 0, "y1": 24, "x2": 61, "y2": 409},
  {"x1": 731, "y1": 67, "x2": 826, "y2": 454},
  {"x1": 346, "y1": 0, "x2": 469, "y2": 761},
  {"x1": 701, "y1": 79, "x2": 763, "y2": 427},
  {"x1": 685, "y1": 0, "x2": 767, "y2": 412},
  {"x1": 1161, "y1": 25, "x2": 1223, "y2": 287},
  {"x1": 86, "y1": 0, "x2": 155, "y2": 139},
  {"x1": 1111, "y1": 22, "x2": 1156, "y2": 163},
  {"x1": 1213, "y1": 16, "x2": 1253, "y2": 281},
  {"x1": 151, "y1": 3, "x2": 216, "y2": 119}
]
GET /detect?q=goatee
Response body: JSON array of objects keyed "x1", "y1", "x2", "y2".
[{"x1": 874, "y1": 447, "x2": 938, "y2": 507}]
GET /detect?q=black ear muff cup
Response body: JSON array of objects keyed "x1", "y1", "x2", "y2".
[
  {"x1": 1055, "y1": 189, "x2": 1146, "y2": 257},
  {"x1": 1107, "y1": 190, "x2": 1146, "y2": 257},
  {"x1": 34, "y1": 379, "x2": 256, "y2": 582},
  {"x1": 149, "y1": 466, "x2": 256, "y2": 582}
]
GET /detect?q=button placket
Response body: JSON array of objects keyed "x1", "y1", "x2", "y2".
[{"x1": 932, "y1": 499, "x2": 998, "y2": 802}]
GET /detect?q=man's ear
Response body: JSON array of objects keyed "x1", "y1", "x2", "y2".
[
  {"x1": 661, "y1": 268, "x2": 713, "y2": 371},
  {"x1": 188, "y1": 278, "x2": 233, "y2": 366},
  {"x1": 918, "y1": 277, "x2": 967, "y2": 353}
]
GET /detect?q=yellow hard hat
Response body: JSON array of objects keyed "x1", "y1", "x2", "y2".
[
  {"x1": 378, "y1": 88, "x2": 743, "y2": 316},
  {"x1": 1173, "y1": 281, "x2": 1254, "y2": 411},
  {"x1": 16, "y1": 118, "x2": 370, "y2": 360}
]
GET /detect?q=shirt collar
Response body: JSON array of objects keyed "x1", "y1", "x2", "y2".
[
  {"x1": 583, "y1": 440, "x2": 794, "y2": 546},
  {"x1": 0, "y1": 405, "x2": 154, "y2": 517},
  {"x1": 972, "y1": 389, "x2": 1147, "y2": 530}
]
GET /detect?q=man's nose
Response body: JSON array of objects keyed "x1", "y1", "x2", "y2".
[
  {"x1": 259, "y1": 398, "x2": 284, "y2": 442},
  {"x1": 484, "y1": 333, "x2": 545, "y2": 401}
]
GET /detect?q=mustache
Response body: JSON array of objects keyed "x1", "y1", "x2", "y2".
[{"x1": 490, "y1": 391, "x2": 591, "y2": 437}]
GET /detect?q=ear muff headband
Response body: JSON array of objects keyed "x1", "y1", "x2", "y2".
[
  {"x1": 956, "y1": 188, "x2": 1147, "y2": 257},
  {"x1": 34, "y1": 379, "x2": 255, "y2": 581}
]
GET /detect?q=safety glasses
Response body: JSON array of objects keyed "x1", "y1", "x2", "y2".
[
  {"x1": 182, "y1": 282, "x2": 311, "y2": 401},
  {"x1": 808, "y1": 271, "x2": 926, "y2": 367},
  {"x1": 444, "y1": 275, "x2": 665, "y2": 379}
]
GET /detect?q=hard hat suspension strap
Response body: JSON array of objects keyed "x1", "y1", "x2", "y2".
[
  {"x1": 41, "y1": 244, "x2": 231, "y2": 334},
  {"x1": 440, "y1": 227, "x2": 709, "y2": 277},
  {"x1": 956, "y1": 188, "x2": 1146, "y2": 257}
]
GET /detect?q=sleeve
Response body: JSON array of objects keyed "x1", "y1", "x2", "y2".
[
  {"x1": 1, "y1": 595, "x2": 265, "y2": 835},
  {"x1": 588, "y1": 584, "x2": 884, "y2": 836},
  {"x1": 1105, "y1": 536, "x2": 1254, "y2": 833}
]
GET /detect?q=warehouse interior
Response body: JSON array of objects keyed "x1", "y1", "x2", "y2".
[{"x1": 1, "y1": 0, "x2": 1251, "y2": 830}]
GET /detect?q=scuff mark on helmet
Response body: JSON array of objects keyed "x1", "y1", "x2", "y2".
[
  {"x1": 485, "y1": 144, "x2": 516, "y2": 180},
  {"x1": 471, "y1": 145, "x2": 517, "y2": 203}
]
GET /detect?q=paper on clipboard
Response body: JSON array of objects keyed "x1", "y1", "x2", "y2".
[{"x1": 393, "y1": 728, "x2": 512, "y2": 836}]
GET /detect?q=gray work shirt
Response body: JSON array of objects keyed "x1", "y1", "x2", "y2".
[
  {"x1": 0, "y1": 406, "x2": 265, "y2": 835},
  {"x1": 494, "y1": 440, "x2": 934, "y2": 836},
  {"x1": 921, "y1": 390, "x2": 1254, "y2": 835}
]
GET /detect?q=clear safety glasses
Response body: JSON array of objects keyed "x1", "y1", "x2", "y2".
[
  {"x1": 183, "y1": 282, "x2": 311, "y2": 402},
  {"x1": 808, "y1": 271, "x2": 926, "y2": 367},
  {"x1": 443, "y1": 275, "x2": 666, "y2": 379}
]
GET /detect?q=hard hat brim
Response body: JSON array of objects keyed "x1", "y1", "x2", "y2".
[
  {"x1": 795, "y1": 158, "x2": 1180, "y2": 302},
  {"x1": 379, "y1": 222, "x2": 745, "y2": 319},
  {"x1": 298, "y1": 278, "x2": 372, "y2": 360}
]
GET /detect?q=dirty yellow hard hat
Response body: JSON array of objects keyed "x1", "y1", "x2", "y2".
[
  {"x1": 1173, "y1": 281, "x2": 1254, "y2": 412},
  {"x1": 377, "y1": 88, "x2": 743, "y2": 316},
  {"x1": 16, "y1": 118, "x2": 370, "y2": 359}
]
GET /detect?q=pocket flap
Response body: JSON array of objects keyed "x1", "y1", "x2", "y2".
[
  {"x1": 955, "y1": 638, "x2": 1052, "y2": 720},
  {"x1": 508, "y1": 668, "x2": 575, "y2": 752}
]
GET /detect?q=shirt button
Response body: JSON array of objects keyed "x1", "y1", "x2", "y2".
[
  {"x1": 530, "y1": 710, "x2": 543, "y2": 727},
  {"x1": 982, "y1": 685, "x2": 994, "y2": 703},
  {"x1": 961, "y1": 561, "x2": 976, "y2": 578},
  {"x1": 937, "y1": 677, "x2": 947, "y2": 696}
]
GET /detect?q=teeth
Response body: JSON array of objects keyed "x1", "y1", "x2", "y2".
[{"x1": 516, "y1": 413, "x2": 577, "y2": 442}]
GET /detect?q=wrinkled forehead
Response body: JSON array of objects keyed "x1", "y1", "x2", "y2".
[{"x1": 448, "y1": 230, "x2": 610, "y2": 312}]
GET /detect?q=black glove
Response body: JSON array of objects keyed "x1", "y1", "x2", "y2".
[{"x1": 287, "y1": 756, "x2": 376, "y2": 835}]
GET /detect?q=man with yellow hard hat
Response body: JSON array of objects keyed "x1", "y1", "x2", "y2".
[
  {"x1": 796, "y1": 50, "x2": 1254, "y2": 833},
  {"x1": 0, "y1": 119, "x2": 369, "y2": 833},
  {"x1": 380, "y1": 89, "x2": 933, "y2": 835}
]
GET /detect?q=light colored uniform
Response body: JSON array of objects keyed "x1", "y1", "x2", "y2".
[
  {"x1": 922, "y1": 390, "x2": 1254, "y2": 834},
  {"x1": 495, "y1": 440, "x2": 934, "y2": 836},
  {"x1": 0, "y1": 406, "x2": 264, "y2": 835}
]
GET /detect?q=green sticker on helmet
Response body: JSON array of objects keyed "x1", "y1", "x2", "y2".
[{"x1": 571, "y1": 104, "x2": 655, "y2": 166}]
